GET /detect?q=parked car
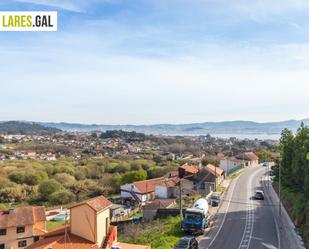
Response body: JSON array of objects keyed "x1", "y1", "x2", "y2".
[
  {"x1": 254, "y1": 190, "x2": 264, "y2": 200},
  {"x1": 263, "y1": 163, "x2": 267, "y2": 167},
  {"x1": 174, "y1": 237, "x2": 198, "y2": 249},
  {"x1": 210, "y1": 194, "x2": 220, "y2": 207}
]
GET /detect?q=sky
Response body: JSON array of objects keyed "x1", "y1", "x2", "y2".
[{"x1": 0, "y1": 0, "x2": 309, "y2": 124}]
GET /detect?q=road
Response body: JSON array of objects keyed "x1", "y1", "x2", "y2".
[{"x1": 199, "y1": 165, "x2": 280, "y2": 249}]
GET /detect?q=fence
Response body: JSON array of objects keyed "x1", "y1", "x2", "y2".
[{"x1": 111, "y1": 207, "x2": 140, "y2": 223}]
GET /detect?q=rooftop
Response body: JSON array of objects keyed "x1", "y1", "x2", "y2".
[
  {"x1": 70, "y1": 195, "x2": 112, "y2": 213},
  {"x1": 26, "y1": 226, "x2": 99, "y2": 249},
  {"x1": 180, "y1": 165, "x2": 199, "y2": 174},
  {"x1": 0, "y1": 206, "x2": 46, "y2": 229},
  {"x1": 132, "y1": 177, "x2": 166, "y2": 194},
  {"x1": 206, "y1": 164, "x2": 224, "y2": 176}
]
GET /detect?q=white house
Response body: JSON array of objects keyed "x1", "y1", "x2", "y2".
[
  {"x1": 121, "y1": 177, "x2": 166, "y2": 204},
  {"x1": 220, "y1": 152, "x2": 259, "y2": 174},
  {"x1": 154, "y1": 178, "x2": 179, "y2": 199}
]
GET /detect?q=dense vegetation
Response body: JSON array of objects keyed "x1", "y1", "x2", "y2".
[
  {"x1": 0, "y1": 158, "x2": 179, "y2": 208},
  {"x1": 118, "y1": 216, "x2": 184, "y2": 249},
  {"x1": 273, "y1": 124, "x2": 309, "y2": 247},
  {"x1": 100, "y1": 130, "x2": 149, "y2": 142},
  {"x1": 0, "y1": 121, "x2": 61, "y2": 134}
]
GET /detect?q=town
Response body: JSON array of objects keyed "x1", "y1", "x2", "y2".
[{"x1": 0, "y1": 122, "x2": 286, "y2": 249}]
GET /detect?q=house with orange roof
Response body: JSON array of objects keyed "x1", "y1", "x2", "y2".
[
  {"x1": 191, "y1": 164, "x2": 225, "y2": 195},
  {"x1": 0, "y1": 206, "x2": 46, "y2": 249},
  {"x1": 178, "y1": 164, "x2": 199, "y2": 179},
  {"x1": 154, "y1": 177, "x2": 179, "y2": 199},
  {"x1": 26, "y1": 196, "x2": 150, "y2": 249},
  {"x1": 220, "y1": 152, "x2": 259, "y2": 174},
  {"x1": 120, "y1": 176, "x2": 177, "y2": 204}
]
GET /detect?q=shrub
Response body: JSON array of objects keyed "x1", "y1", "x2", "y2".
[
  {"x1": 54, "y1": 173, "x2": 76, "y2": 187},
  {"x1": 38, "y1": 179, "x2": 62, "y2": 200},
  {"x1": 50, "y1": 190, "x2": 75, "y2": 205},
  {"x1": 8, "y1": 171, "x2": 26, "y2": 184}
]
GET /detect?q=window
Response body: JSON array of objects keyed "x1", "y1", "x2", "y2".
[
  {"x1": 16, "y1": 226, "x2": 25, "y2": 233},
  {"x1": 0, "y1": 229, "x2": 6, "y2": 236},
  {"x1": 0, "y1": 244, "x2": 4, "y2": 249},
  {"x1": 18, "y1": 240, "x2": 27, "y2": 247}
]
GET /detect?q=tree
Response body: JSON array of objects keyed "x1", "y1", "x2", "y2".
[
  {"x1": 24, "y1": 171, "x2": 48, "y2": 186},
  {"x1": 38, "y1": 179, "x2": 62, "y2": 200},
  {"x1": 50, "y1": 190, "x2": 75, "y2": 205},
  {"x1": 8, "y1": 171, "x2": 26, "y2": 184},
  {"x1": 121, "y1": 170, "x2": 147, "y2": 184},
  {"x1": 54, "y1": 173, "x2": 76, "y2": 187},
  {"x1": 111, "y1": 173, "x2": 122, "y2": 191},
  {"x1": 69, "y1": 181, "x2": 89, "y2": 201}
]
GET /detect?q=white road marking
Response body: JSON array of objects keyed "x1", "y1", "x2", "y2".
[
  {"x1": 206, "y1": 175, "x2": 240, "y2": 249},
  {"x1": 238, "y1": 168, "x2": 263, "y2": 249}
]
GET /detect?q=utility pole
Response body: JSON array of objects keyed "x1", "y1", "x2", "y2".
[
  {"x1": 279, "y1": 160, "x2": 282, "y2": 217},
  {"x1": 214, "y1": 165, "x2": 217, "y2": 192},
  {"x1": 179, "y1": 174, "x2": 194, "y2": 223},
  {"x1": 179, "y1": 179, "x2": 183, "y2": 221},
  {"x1": 267, "y1": 159, "x2": 270, "y2": 189},
  {"x1": 64, "y1": 210, "x2": 68, "y2": 249}
]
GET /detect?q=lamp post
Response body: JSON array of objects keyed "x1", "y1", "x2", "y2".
[{"x1": 279, "y1": 160, "x2": 282, "y2": 218}]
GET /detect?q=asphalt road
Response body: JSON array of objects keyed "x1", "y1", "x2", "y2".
[{"x1": 199, "y1": 166, "x2": 279, "y2": 249}]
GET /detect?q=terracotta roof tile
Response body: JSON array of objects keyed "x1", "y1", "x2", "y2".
[
  {"x1": 206, "y1": 164, "x2": 224, "y2": 176},
  {"x1": 133, "y1": 177, "x2": 165, "y2": 194},
  {"x1": 0, "y1": 206, "x2": 46, "y2": 229},
  {"x1": 180, "y1": 165, "x2": 199, "y2": 174},
  {"x1": 235, "y1": 152, "x2": 259, "y2": 161},
  {"x1": 26, "y1": 233, "x2": 99, "y2": 249},
  {"x1": 155, "y1": 177, "x2": 179, "y2": 187},
  {"x1": 70, "y1": 196, "x2": 112, "y2": 213}
]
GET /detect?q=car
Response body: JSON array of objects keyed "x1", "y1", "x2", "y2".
[
  {"x1": 254, "y1": 190, "x2": 264, "y2": 200},
  {"x1": 174, "y1": 236, "x2": 198, "y2": 249},
  {"x1": 262, "y1": 162, "x2": 267, "y2": 167},
  {"x1": 210, "y1": 194, "x2": 220, "y2": 207}
]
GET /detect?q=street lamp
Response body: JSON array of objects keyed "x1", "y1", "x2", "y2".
[{"x1": 279, "y1": 160, "x2": 282, "y2": 217}]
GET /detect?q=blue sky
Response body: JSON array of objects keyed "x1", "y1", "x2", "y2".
[{"x1": 0, "y1": 0, "x2": 309, "y2": 124}]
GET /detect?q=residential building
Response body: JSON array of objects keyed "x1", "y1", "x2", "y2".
[
  {"x1": 191, "y1": 164, "x2": 225, "y2": 196},
  {"x1": 155, "y1": 177, "x2": 179, "y2": 199},
  {"x1": 178, "y1": 165, "x2": 199, "y2": 179},
  {"x1": 120, "y1": 176, "x2": 178, "y2": 204},
  {"x1": 220, "y1": 152, "x2": 259, "y2": 174},
  {"x1": 0, "y1": 207, "x2": 46, "y2": 249},
  {"x1": 26, "y1": 196, "x2": 149, "y2": 249},
  {"x1": 206, "y1": 164, "x2": 225, "y2": 186}
]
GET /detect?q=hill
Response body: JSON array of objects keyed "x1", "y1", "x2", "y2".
[
  {"x1": 0, "y1": 121, "x2": 61, "y2": 135},
  {"x1": 36, "y1": 119, "x2": 309, "y2": 137}
]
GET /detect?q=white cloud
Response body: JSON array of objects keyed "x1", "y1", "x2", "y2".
[{"x1": 14, "y1": 0, "x2": 100, "y2": 12}]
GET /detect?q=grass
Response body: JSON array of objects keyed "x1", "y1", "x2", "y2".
[
  {"x1": 228, "y1": 168, "x2": 244, "y2": 180},
  {"x1": 215, "y1": 185, "x2": 226, "y2": 193},
  {"x1": 46, "y1": 220, "x2": 66, "y2": 231},
  {"x1": 118, "y1": 216, "x2": 184, "y2": 249}
]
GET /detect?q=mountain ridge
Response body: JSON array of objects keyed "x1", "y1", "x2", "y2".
[
  {"x1": 32, "y1": 119, "x2": 309, "y2": 136},
  {"x1": 1, "y1": 119, "x2": 308, "y2": 137}
]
